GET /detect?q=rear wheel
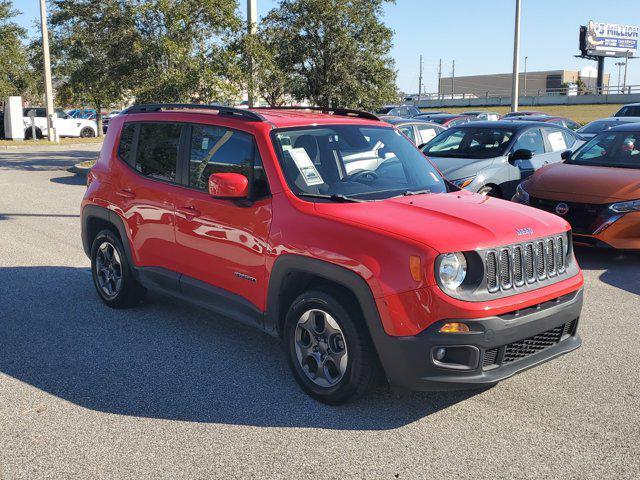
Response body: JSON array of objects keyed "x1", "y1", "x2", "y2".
[
  {"x1": 284, "y1": 289, "x2": 377, "y2": 404},
  {"x1": 80, "y1": 127, "x2": 95, "y2": 138},
  {"x1": 90, "y1": 229, "x2": 145, "y2": 308}
]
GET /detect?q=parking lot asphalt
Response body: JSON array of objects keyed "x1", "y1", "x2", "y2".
[{"x1": 0, "y1": 145, "x2": 639, "y2": 479}]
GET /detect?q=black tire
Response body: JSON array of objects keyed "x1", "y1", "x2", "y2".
[
  {"x1": 477, "y1": 185, "x2": 500, "y2": 198},
  {"x1": 90, "y1": 229, "x2": 146, "y2": 308},
  {"x1": 24, "y1": 128, "x2": 42, "y2": 140},
  {"x1": 284, "y1": 289, "x2": 378, "y2": 404},
  {"x1": 80, "y1": 127, "x2": 95, "y2": 138}
]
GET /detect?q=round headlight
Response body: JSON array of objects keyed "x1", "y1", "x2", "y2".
[{"x1": 438, "y1": 252, "x2": 467, "y2": 290}]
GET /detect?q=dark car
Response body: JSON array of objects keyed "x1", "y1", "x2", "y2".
[
  {"x1": 613, "y1": 103, "x2": 640, "y2": 117},
  {"x1": 380, "y1": 116, "x2": 445, "y2": 146},
  {"x1": 463, "y1": 111, "x2": 500, "y2": 121},
  {"x1": 502, "y1": 110, "x2": 547, "y2": 118},
  {"x1": 506, "y1": 115, "x2": 580, "y2": 131},
  {"x1": 413, "y1": 113, "x2": 472, "y2": 128},
  {"x1": 577, "y1": 116, "x2": 640, "y2": 139},
  {"x1": 375, "y1": 105, "x2": 421, "y2": 117},
  {"x1": 421, "y1": 120, "x2": 584, "y2": 198}
]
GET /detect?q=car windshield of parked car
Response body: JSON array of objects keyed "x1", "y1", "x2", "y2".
[
  {"x1": 578, "y1": 120, "x2": 624, "y2": 134},
  {"x1": 567, "y1": 131, "x2": 640, "y2": 169},
  {"x1": 422, "y1": 127, "x2": 514, "y2": 158},
  {"x1": 273, "y1": 125, "x2": 447, "y2": 200},
  {"x1": 376, "y1": 107, "x2": 394, "y2": 114}
]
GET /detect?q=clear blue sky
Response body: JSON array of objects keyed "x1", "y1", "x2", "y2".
[{"x1": 14, "y1": 0, "x2": 640, "y2": 94}]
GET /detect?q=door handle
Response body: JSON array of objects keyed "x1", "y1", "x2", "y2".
[
  {"x1": 177, "y1": 205, "x2": 201, "y2": 218},
  {"x1": 116, "y1": 188, "x2": 136, "y2": 199}
]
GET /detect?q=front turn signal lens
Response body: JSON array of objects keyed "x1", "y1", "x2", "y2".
[
  {"x1": 409, "y1": 255, "x2": 422, "y2": 282},
  {"x1": 439, "y1": 322, "x2": 470, "y2": 333}
]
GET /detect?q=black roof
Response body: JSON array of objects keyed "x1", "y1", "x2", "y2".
[
  {"x1": 455, "y1": 120, "x2": 548, "y2": 130},
  {"x1": 608, "y1": 123, "x2": 640, "y2": 132},
  {"x1": 507, "y1": 115, "x2": 566, "y2": 122},
  {"x1": 381, "y1": 116, "x2": 443, "y2": 126}
]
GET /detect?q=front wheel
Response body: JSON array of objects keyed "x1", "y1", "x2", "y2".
[{"x1": 284, "y1": 289, "x2": 378, "y2": 404}]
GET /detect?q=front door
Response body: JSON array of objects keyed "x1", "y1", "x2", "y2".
[
  {"x1": 507, "y1": 127, "x2": 547, "y2": 197},
  {"x1": 174, "y1": 123, "x2": 272, "y2": 312}
]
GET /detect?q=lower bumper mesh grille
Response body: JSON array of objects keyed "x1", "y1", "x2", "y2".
[{"x1": 482, "y1": 319, "x2": 577, "y2": 369}]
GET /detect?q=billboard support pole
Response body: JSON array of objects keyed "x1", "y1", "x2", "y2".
[
  {"x1": 510, "y1": 0, "x2": 521, "y2": 112},
  {"x1": 623, "y1": 51, "x2": 629, "y2": 92},
  {"x1": 596, "y1": 57, "x2": 605, "y2": 94}
]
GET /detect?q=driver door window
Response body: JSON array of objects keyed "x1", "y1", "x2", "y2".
[
  {"x1": 398, "y1": 125, "x2": 416, "y2": 144},
  {"x1": 513, "y1": 129, "x2": 545, "y2": 154}
]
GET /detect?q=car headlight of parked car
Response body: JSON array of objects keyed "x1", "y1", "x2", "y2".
[
  {"x1": 451, "y1": 176, "x2": 476, "y2": 189},
  {"x1": 610, "y1": 199, "x2": 640, "y2": 213},
  {"x1": 513, "y1": 183, "x2": 530, "y2": 204},
  {"x1": 437, "y1": 252, "x2": 467, "y2": 290}
]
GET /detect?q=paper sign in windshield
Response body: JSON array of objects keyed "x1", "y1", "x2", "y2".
[
  {"x1": 289, "y1": 148, "x2": 324, "y2": 186},
  {"x1": 547, "y1": 131, "x2": 567, "y2": 151}
]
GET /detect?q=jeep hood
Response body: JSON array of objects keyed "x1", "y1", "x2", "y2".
[
  {"x1": 528, "y1": 162, "x2": 640, "y2": 201},
  {"x1": 314, "y1": 190, "x2": 568, "y2": 253}
]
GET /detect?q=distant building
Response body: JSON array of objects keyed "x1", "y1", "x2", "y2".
[{"x1": 438, "y1": 68, "x2": 610, "y2": 97}]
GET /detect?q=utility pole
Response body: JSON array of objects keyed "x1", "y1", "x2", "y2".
[
  {"x1": 616, "y1": 61, "x2": 625, "y2": 93},
  {"x1": 451, "y1": 60, "x2": 455, "y2": 99},
  {"x1": 247, "y1": 0, "x2": 257, "y2": 108},
  {"x1": 437, "y1": 58, "x2": 442, "y2": 100},
  {"x1": 523, "y1": 56, "x2": 528, "y2": 96},
  {"x1": 510, "y1": 0, "x2": 521, "y2": 112},
  {"x1": 39, "y1": 0, "x2": 55, "y2": 142},
  {"x1": 417, "y1": 55, "x2": 423, "y2": 105}
]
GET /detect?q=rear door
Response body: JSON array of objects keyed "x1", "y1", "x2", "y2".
[
  {"x1": 173, "y1": 122, "x2": 272, "y2": 313},
  {"x1": 541, "y1": 126, "x2": 574, "y2": 164},
  {"x1": 114, "y1": 122, "x2": 183, "y2": 272}
]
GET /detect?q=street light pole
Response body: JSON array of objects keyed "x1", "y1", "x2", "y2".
[
  {"x1": 510, "y1": 0, "x2": 521, "y2": 112},
  {"x1": 623, "y1": 50, "x2": 629, "y2": 93},
  {"x1": 616, "y1": 61, "x2": 625, "y2": 93},
  {"x1": 247, "y1": 0, "x2": 257, "y2": 108},
  {"x1": 39, "y1": 0, "x2": 55, "y2": 142}
]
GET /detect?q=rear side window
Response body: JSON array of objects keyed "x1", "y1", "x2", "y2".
[
  {"x1": 135, "y1": 123, "x2": 182, "y2": 182},
  {"x1": 117, "y1": 123, "x2": 136, "y2": 165},
  {"x1": 542, "y1": 127, "x2": 570, "y2": 152}
]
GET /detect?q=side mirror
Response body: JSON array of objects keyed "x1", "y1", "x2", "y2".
[
  {"x1": 560, "y1": 150, "x2": 572, "y2": 160},
  {"x1": 208, "y1": 173, "x2": 249, "y2": 199},
  {"x1": 508, "y1": 148, "x2": 533, "y2": 164}
]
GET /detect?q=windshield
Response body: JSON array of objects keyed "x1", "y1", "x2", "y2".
[
  {"x1": 615, "y1": 105, "x2": 640, "y2": 117},
  {"x1": 272, "y1": 125, "x2": 447, "y2": 201},
  {"x1": 567, "y1": 131, "x2": 640, "y2": 169},
  {"x1": 422, "y1": 127, "x2": 514, "y2": 158},
  {"x1": 376, "y1": 107, "x2": 393, "y2": 114},
  {"x1": 577, "y1": 120, "x2": 625, "y2": 134}
]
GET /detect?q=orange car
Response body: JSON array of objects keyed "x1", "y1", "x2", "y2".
[{"x1": 512, "y1": 124, "x2": 640, "y2": 250}]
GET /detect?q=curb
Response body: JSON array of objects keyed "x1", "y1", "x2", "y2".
[{"x1": 67, "y1": 163, "x2": 93, "y2": 175}]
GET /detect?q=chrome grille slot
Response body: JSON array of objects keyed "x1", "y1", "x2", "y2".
[
  {"x1": 486, "y1": 251, "x2": 498, "y2": 293},
  {"x1": 484, "y1": 234, "x2": 569, "y2": 294},
  {"x1": 499, "y1": 249, "x2": 512, "y2": 289},
  {"x1": 524, "y1": 243, "x2": 535, "y2": 283},
  {"x1": 513, "y1": 245, "x2": 524, "y2": 287},
  {"x1": 535, "y1": 241, "x2": 546, "y2": 280},
  {"x1": 546, "y1": 238, "x2": 556, "y2": 277}
]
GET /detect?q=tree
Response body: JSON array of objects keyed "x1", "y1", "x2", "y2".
[
  {"x1": 132, "y1": 0, "x2": 243, "y2": 104},
  {"x1": 261, "y1": 0, "x2": 397, "y2": 110},
  {"x1": 50, "y1": 0, "x2": 143, "y2": 135},
  {"x1": 0, "y1": 1, "x2": 30, "y2": 102}
]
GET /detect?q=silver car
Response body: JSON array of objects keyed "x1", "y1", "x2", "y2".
[{"x1": 421, "y1": 121, "x2": 585, "y2": 199}]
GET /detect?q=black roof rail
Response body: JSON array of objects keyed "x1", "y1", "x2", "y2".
[
  {"x1": 252, "y1": 106, "x2": 380, "y2": 121},
  {"x1": 121, "y1": 103, "x2": 266, "y2": 122}
]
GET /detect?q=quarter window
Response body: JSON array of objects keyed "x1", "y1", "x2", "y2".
[
  {"x1": 117, "y1": 123, "x2": 136, "y2": 165},
  {"x1": 135, "y1": 123, "x2": 182, "y2": 182}
]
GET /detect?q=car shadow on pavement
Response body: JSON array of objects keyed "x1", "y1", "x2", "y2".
[
  {"x1": 50, "y1": 174, "x2": 87, "y2": 186},
  {"x1": 574, "y1": 246, "x2": 640, "y2": 295},
  {"x1": 0, "y1": 149, "x2": 98, "y2": 172},
  {"x1": 0, "y1": 266, "x2": 478, "y2": 430}
]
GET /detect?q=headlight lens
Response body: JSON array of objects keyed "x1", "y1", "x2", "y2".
[
  {"x1": 610, "y1": 199, "x2": 640, "y2": 213},
  {"x1": 452, "y1": 176, "x2": 476, "y2": 189},
  {"x1": 438, "y1": 252, "x2": 467, "y2": 290},
  {"x1": 514, "y1": 183, "x2": 530, "y2": 204}
]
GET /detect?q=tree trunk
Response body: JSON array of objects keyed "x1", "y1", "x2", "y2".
[{"x1": 95, "y1": 100, "x2": 103, "y2": 137}]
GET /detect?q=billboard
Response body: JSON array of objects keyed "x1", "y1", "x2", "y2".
[{"x1": 582, "y1": 21, "x2": 638, "y2": 57}]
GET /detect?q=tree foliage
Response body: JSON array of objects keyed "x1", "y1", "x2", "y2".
[
  {"x1": 260, "y1": 0, "x2": 397, "y2": 110},
  {"x1": 132, "y1": 0, "x2": 243, "y2": 103},
  {"x1": 50, "y1": 0, "x2": 143, "y2": 133},
  {"x1": 0, "y1": 0, "x2": 30, "y2": 101}
]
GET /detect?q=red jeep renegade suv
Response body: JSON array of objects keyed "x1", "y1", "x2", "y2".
[{"x1": 81, "y1": 104, "x2": 584, "y2": 404}]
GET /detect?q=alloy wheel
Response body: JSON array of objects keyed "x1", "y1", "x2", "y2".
[{"x1": 95, "y1": 241, "x2": 123, "y2": 298}]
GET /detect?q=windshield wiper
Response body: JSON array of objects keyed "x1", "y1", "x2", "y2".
[
  {"x1": 297, "y1": 192, "x2": 367, "y2": 203},
  {"x1": 401, "y1": 189, "x2": 431, "y2": 196}
]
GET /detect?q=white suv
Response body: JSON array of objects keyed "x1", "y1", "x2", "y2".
[{"x1": 23, "y1": 108, "x2": 98, "y2": 139}]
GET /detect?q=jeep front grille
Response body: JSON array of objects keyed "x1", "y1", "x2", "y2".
[{"x1": 485, "y1": 235, "x2": 568, "y2": 294}]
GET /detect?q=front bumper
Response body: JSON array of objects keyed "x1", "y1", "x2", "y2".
[{"x1": 375, "y1": 288, "x2": 583, "y2": 391}]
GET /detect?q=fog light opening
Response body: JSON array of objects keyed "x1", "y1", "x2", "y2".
[{"x1": 431, "y1": 345, "x2": 479, "y2": 370}]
